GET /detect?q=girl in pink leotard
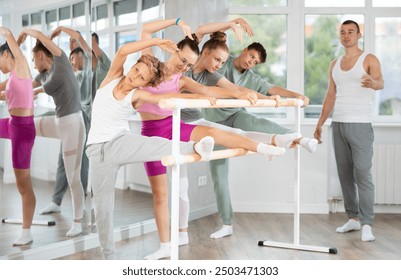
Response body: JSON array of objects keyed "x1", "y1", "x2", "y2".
[{"x1": 0, "y1": 27, "x2": 36, "y2": 246}]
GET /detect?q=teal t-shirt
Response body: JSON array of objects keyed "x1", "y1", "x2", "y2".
[
  {"x1": 203, "y1": 55, "x2": 274, "y2": 122},
  {"x1": 181, "y1": 69, "x2": 223, "y2": 122},
  {"x1": 76, "y1": 57, "x2": 93, "y2": 118},
  {"x1": 95, "y1": 50, "x2": 111, "y2": 90}
]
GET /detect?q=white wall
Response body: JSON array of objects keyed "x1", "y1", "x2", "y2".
[{"x1": 229, "y1": 121, "x2": 401, "y2": 214}]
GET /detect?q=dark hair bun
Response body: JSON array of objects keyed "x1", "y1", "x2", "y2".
[{"x1": 210, "y1": 31, "x2": 227, "y2": 42}]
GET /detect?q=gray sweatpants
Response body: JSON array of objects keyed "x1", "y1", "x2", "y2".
[
  {"x1": 86, "y1": 131, "x2": 195, "y2": 258},
  {"x1": 332, "y1": 122, "x2": 375, "y2": 226},
  {"x1": 207, "y1": 110, "x2": 291, "y2": 225}
]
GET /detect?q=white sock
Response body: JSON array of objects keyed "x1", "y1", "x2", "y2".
[
  {"x1": 336, "y1": 219, "x2": 361, "y2": 233},
  {"x1": 361, "y1": 225, "x2": 375, "y2": 242},
  {"x1": 144, "y1": 242, "x2": 171, "y2": 260},
  {"x1": 13, "y1": 229, "x2": 33, "y2": 246},
  {"x1": 179, "y1": 232, "x2": 189, "y2": 246},
  {"x1": 243, "y1": 131, "x2": 274, "y2": 144},
  {"x1": 194, "y1": 136, "x2": 215, "y2": 161},
  {"x1": 274, "y1": 133, "x2": 302, "y2": 148},
  {"x1": 39, "y1": 202, "x2": 61, "y2": 215},
  {"x1": 300, "y1": 138, "x2": 318, "y2": 153},
  {"x1": 66, "y1": 222, "x2": 82, "y2": 237},
  {"x1": 210, "y1": 225, "x2": 233, "y2": 239},
  {"x1": 256, "y1": 143, "x2": 286, "y2": 161}
]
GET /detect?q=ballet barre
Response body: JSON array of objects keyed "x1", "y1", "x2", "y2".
[
  {"x1": 159, "y1": 97, "x2": 301, "y2": 109},
  {"x1": 162, "y1": 148, "x2": 254, "y2": 166},
  {"x1": 2, "y1": 218, "x2": 56, "y2": 226},
  {"x1": 158, "y1": 97, "x2": 336, "y2": 260}
]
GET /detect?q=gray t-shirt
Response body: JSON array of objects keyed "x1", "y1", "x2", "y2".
[
  {"x1": 35, "y1": 52, "x2": 81, "y2": 118},
  {"x1": 182, "y1": 69, "x2": 223, "y2": 122}
]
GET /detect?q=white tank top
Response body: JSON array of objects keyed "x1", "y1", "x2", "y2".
[
  {"x1": 87, "y1": 77, "x2": 135, "y2": 145},
  {"x1": 332, "y1": 52, "x2": 375, "y2": 123}
]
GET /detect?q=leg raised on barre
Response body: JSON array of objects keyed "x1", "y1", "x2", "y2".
[{"x1": 162, "y1": 148, "x2": 254, "y2": 166}]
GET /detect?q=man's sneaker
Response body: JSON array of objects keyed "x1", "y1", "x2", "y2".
[{"x1": 39, "y1": 202, "x2": 61, "y2": 215}]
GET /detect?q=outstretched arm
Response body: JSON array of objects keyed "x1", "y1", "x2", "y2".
[
  {"x1": 268, "y1": 86, "x2": 310, "y2": 107},
  {"x1": 18, "y1": 29, "x2": 62, "y2": 57},
  {"x1": 194, "y1": 18, "x2": 253, "y2": 43},
  {"x1": 101, "y1": 38, "x2": 178, "y2": 87},
  {"x1": 0, "y1": 27, "x2": 31, "y2": 79},
  {"x1": 132, "y1": 89, "x2": 216, "y2": 109},
  {"x1": 92, "y1": 35, "x2": 104, "y2": 61},
  {"x1": 51, "y1": 26, "x2": 92, "y2": 57},
  {"x1": 179, "y1": 75, "x2": 257, "y2": 104},
  {"x1": 140, "y1": 18, "x2": 193, "y2": 56}
]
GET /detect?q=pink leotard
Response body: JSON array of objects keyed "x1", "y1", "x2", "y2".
[
  {"x1": 137, "y1": 73, "x2": 182, "y2": 116},
  {"x1": 5, "y1": 71, "x2": 34, "y2": 110}
]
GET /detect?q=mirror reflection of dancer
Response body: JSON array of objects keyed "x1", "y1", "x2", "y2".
[
  {"x1": 315, "y1": 20, "x2": 384, "y2": 242},
  {"x1": 18, "y1": 29, "x2": 86, "y2": 237},
  {"x1": 0, "y1": 27, "x2": 36, "y2": 246},
  {"x1": 91, "y1": 32, "x2": 111, "y2": 94},
  {"x1": 86, "y1": 38, "x2": 216, "y2": 260},
  {"x1": 39, "y1": 26, "x2": 92, "y2": 217}
]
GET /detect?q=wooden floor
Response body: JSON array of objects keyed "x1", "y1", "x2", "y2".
[
  {"x1": 1, "y1": 171, "x2": 401, "y2": 260},
  {"x1": 0, "y1": 173, "x2": 154, "y2": 258},
  {"x1": 56, "y1": 212, "x2": 401, "y2": 260}
]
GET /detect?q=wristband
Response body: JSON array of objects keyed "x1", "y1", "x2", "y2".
[{"x1": 175, "y1": 18, "x2": 181, "y2": 25}]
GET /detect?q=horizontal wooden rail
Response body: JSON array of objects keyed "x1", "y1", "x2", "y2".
[
  {"x1": 162, "y1": 148, "x2": 255, "y2": 166},
  {"x1": 159, "y1": 98, "x2": 303, "y2": 109}
]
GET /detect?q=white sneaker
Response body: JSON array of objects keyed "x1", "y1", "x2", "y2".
[
  {"x1": 336, "y1": 219, "x2": 361, "y2": 233},
  {"x1": 179, "y1": 232, "x2": 189, "y2": 246},
  {"x1": 144, "y1": 243, "x2": 171, "y2": 260},
  {"x1": 13, "y1": 229, "x2": 33, "y2": 246},
  {"x1": 39, "y1": 202, "x2": 61, "y2": 215},
  {"x1": 210, "y1": 225, "x2": 233, "y2": 239},
  {"x1": 361, "y1": 225, "x2": 375, "y2": 242},
  {"x1": 66, "y1": 222, "x2": 82, "y2": 237},
  {"x1": 300, "y1": 138, "x2": 318, "y2": 153}
]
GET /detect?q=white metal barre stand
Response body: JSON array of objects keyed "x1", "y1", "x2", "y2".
[
  {"x1": 170, "y1": 105, "x2": 182, "y2": 260},
  {"x1": 258, "y1": 103, "x2": 337, "y2": 254},
  {"x1": 164, "y1": 98, "x2": 337, "y2": 260}
]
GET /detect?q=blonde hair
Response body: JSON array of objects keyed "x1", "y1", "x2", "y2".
[{"x1": 137, "y1": 54, "x2": 168, "y2": 87}]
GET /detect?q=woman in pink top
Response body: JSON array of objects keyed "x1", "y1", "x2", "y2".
[{"x1": 0, "y1": 27, "x2": 36, "y2": 246}]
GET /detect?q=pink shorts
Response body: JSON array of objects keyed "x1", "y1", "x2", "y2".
[
  {"x1": 141, "y1": 116, "x2": 196, "y2": 176},
  {"x1": 0, "y1": 116, "x2": 35, "y2": 169}
]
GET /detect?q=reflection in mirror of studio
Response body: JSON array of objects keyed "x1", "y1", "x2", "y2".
[{"x1": 1, "y1": 0, "x2": 401, "y2": 262}]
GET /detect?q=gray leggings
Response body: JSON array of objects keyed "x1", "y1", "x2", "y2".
[
  {"x1": 86, "y1": 131, "x2": 195, "y2": 258},
  {"x1": 35, "y1": 111, "x2": 86, "y2": 221},
  {"x1": 332, "y1": 122, "x2": 375, "y2": 225}
]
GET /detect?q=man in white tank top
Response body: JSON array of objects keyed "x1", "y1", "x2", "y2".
[{"x1": 314, "y1": 20, "x2": 384, "y2": 242}]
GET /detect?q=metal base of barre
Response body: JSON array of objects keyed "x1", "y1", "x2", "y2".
[
  {"x1": 2, "y1": 218, "x2": 56, "y2": 226},
  {"x1": 258, "y1": 240, "x2": 337, "y2": 254}
]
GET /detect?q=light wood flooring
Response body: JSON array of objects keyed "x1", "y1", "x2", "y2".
[
  {"x1": 0, "y1": 174, "x2": 154, "y2": 258},
  {"x1": 1, "y1": 172, "x2": 401, "y2": 260},
  {"x1": 57, "y1": 212, "x2": 401, "y2": 260}
]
